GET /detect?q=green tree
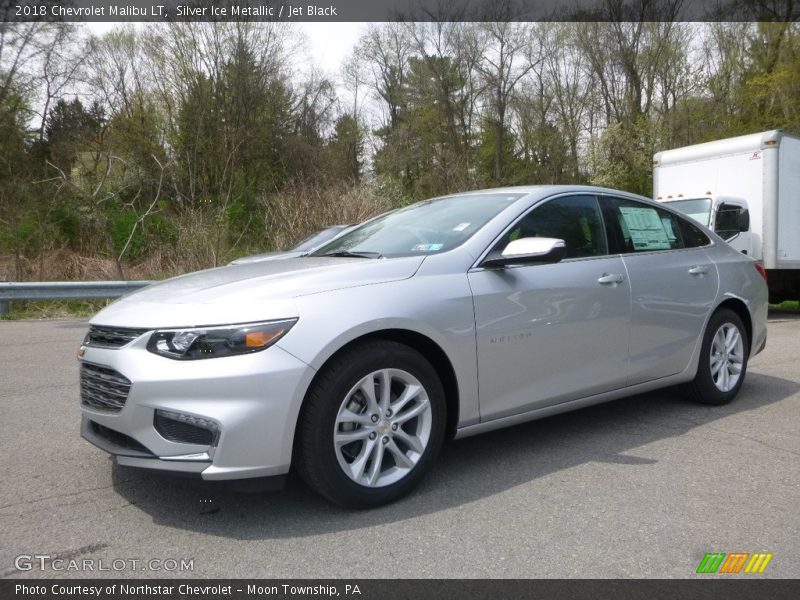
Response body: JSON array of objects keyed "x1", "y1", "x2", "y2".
[
  {"x1": 589, "y1": 117, "x2": 661, "y2": 196},
  {"x1": 326, "y1": 114, "x2": 364, "y2": 183},
  {"x1": 44, "y1": 98, "x2": 105, "y2": 174}
]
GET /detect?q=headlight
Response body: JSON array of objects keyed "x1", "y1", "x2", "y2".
[{"x1": 146, "y1": 319, "x2": 297, "y2": 360}]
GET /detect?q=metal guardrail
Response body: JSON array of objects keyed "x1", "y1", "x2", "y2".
[{"x1": 0, "y1": 281, "x2": 153, "y2": 317}]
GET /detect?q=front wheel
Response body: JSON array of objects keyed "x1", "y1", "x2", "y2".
[
  {"x1": 295, "y1": 340, "x2": 446, "y2": 508},
  {"x1": 685, "y1": 308, "x2": 749, "y2": 406}
]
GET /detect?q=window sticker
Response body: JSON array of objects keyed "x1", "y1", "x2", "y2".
[
  {"x1": 453, "y1": 222, "x2": 471, "y2": 232},
  {"x1": 411, "y1": 243, "x2": 444, "y2": 252},
  {"x1": 619, "y1": 206, "x2": 672, "y2": 250}
]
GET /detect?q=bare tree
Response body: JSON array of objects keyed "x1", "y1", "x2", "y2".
[
  {"x1": 34, "y1": 24, "x2": 86, "y2": 143},
  {"x1": 0, "y1": 21, "x2": 43, "y2": 107},
  {"x1": 575, "y1": 1, "x2": 687, "y2": 127},
  {"x1": 474, "y1": 21, "x2": 540, "y2": 181},
  {"x1": 356, "y1": 23, "x2": 414, "y2": 132},
  {"x1": 540, "y1": 23, "x2": 593, "y2": 178}
]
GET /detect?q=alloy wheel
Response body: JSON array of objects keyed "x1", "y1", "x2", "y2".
[
  {"x1": 333, "y1": 368, "x2": 432, "y2": 488},
  {"x1": 709, "y1": 322, "x2": 744, "y2": 392}
]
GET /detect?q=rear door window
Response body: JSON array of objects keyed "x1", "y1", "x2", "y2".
[{"x1": 601, "y1": 196, "x2": 686, "y2": 254}]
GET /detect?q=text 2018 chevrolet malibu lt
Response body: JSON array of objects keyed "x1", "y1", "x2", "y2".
[{"x1": 79, "y1": 186, "x2": 768, "y2": 507}]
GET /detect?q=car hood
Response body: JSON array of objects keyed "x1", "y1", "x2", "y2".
[
  {"x1": 91, "y1": 256, "x2": 425, "y2": 328},
  {"x1": 229, "y1": 250, "x2": 302, "y2": 265}
]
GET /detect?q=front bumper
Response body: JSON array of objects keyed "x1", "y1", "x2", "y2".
[{"x1": 79, "y1": 333, "x2": 315, "y2": 481}]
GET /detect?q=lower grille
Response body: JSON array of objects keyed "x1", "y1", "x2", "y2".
[
  {"x1": 154, "y1": 412, "x2": 217, "y2": 446},
  {"x1": 80, "y1": 363, "x2": 131, "y2": 412},
  {"x1": 89, "y1": 421, "x2": 154, "y2": 456}
]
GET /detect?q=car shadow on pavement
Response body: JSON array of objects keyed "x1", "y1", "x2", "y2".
[{"x1": 110, "y1": 371, "x2": 798, "y2": 539}]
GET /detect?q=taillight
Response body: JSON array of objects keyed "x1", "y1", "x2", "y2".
[{"x1": 754, "y1": 263, "x2": 767, "y2": 281}]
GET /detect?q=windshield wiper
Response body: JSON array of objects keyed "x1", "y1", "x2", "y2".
[{"x1": 322, "y1": 250, "x2": 383, "y2": 259}]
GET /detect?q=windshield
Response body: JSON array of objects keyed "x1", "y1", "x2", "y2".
[
  {"x1": 292, "y1": 226, "x2": 350, "y2": 252},
  {"x1": 312, "y1": 193, "x2": 524, "y2": 258},
  {"x1": 664, "y1": 198, "x2": 712, "y2": 227}
]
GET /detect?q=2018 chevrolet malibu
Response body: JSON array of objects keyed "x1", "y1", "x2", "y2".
[{"x1": 79, "y1": 186, "x2": 768, "y2": 508}]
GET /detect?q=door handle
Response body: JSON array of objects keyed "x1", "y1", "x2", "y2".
[
  {"x1": 597, "y1": 273, "x2": 624, "y2": 285},
  {"x1": 688, "y1": 265, "x2": 710, "y2": 276}
]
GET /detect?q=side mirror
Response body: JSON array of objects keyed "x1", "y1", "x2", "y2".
[
  {"x1": 482, "y1": 237, "x2": 566, "y2": 268},
  {"x1": 737, "y1": 209, "x2": 750, "y2": 232}
]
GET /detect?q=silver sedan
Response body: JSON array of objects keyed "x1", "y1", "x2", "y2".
[{"x1": 79, "y1": 186, "x2": 768, "y2": 507}]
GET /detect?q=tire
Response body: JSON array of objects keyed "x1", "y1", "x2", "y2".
[
  {"x1": 685, "y1": 308, "x2": 749, "y2": 406},
  {"x1": 295, "y1": 340, "x2": 446, "y2": 508}
]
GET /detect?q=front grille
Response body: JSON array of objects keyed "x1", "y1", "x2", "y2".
[
  {"x1": 154, "y1": 413, "x2": 216, "y2": 446},
  {"x1": 80, "y1": 363, "x2": 131, "y2": 412},
  {"x1": 89, "y1": 421, "x2": 153, "y2": 456},
  {"x1": 85, "y1": 325, "x2": 148, "y2": 349}
]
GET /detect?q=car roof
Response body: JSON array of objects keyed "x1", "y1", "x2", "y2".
[{"x1": 441, "y1": 184, "x2": 652, "y2": 204}]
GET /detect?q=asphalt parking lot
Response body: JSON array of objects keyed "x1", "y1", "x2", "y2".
[{"x1": 1, "y1": 316, "x2": 798, "y2": 579}]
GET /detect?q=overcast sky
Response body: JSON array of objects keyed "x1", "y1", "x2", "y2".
[
  {"x1": 300, "y1": 22, "x2": 364, "y2": 73},
  {"x1": 85, "y1": 21, "x2": 364, "y2": 75}
]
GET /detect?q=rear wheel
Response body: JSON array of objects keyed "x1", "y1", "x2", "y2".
[
  {"x1": 686, "y1": 308, "x2": 749, "y2": 406},
  {"x1": 296, "y1": 340, "x2": 445, "y2": 508}
]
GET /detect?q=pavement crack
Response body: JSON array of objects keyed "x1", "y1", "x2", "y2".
[
  {"x1": 0, "y1": 479, "x2": 138, "y2": 512},
  {"x1": 699, "y1": 423, "x2": 800, "y2": 458},
  {"x1": 625, "y1": 413, "x2": 800, "y2": 458}
]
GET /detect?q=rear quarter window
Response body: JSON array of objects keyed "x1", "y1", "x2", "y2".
[{"x1": 678, "y1": 215, "x2": 712, "y2": 248}]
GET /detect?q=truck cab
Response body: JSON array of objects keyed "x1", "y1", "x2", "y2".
[{"x1": 660, "y1": 196, "x2": 750, "y2": 255}]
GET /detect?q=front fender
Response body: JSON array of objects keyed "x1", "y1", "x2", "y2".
[{"x1": 277, "y1": 275, "x2": 480, "y2": 427}]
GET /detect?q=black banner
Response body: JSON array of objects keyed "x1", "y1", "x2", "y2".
[
  {"x1": 3, "y1": 580, "x2": 800, "y2": 600},
  {"x1": 2, "y1": 0, "x2": 800, "y2": 23}
]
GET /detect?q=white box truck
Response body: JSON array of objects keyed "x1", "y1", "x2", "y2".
[{"x1": 653, "y1": 129, "x2": 800, "y2": 303}]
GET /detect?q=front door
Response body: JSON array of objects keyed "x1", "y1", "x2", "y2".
[{"x1": 469, "y1": 194, "x2": 632, "y2": 422}]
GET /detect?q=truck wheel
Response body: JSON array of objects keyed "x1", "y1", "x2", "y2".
[
  {"x1": 296, "y1": 340, "x2": 446, "y2": 508},
  {"x1": 685, "y1": 308, "x2": 749, "y2": 406}
]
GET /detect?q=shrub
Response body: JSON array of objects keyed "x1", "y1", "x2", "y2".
[
  {"x1": 49, "y1": 202, "x2": 82, "y2": 249},
  {"x1": 107, "y1": 209, "x2": 147, "y2": 261}
]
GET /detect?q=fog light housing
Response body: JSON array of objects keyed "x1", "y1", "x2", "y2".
[{"x1": 154, "y1": 410, "x2": 220, "y2": 446}]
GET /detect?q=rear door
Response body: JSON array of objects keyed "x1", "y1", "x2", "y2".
[{"x1": 600, "y1": 195, "x2": 719, "y2": 385}]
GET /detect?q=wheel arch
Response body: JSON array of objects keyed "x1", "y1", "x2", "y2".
[
  {"x1": 714, "y1": 296, "x2": 753, "y2": 352},
  {"x1": 296, "y1": 329, "x2": 460, "y2": 446}
]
